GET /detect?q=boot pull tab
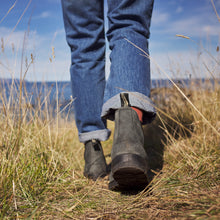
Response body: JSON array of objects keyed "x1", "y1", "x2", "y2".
[{"x1": 120, "y1": 93, "x2": 131, "y2": 107}]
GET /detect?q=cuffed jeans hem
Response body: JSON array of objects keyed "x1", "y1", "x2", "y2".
[
  {"x1": 79, "y1": 129, "x2": 111, "y2": 143},
  {"x1": 101, "y1": 92, "x2": 156, "y2": 124}
]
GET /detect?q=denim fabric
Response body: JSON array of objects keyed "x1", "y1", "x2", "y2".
[{"x1": 61, "y1": 0, "x2": 155, "y2": 143}]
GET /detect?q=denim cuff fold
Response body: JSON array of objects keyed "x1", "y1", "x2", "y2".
[
  {"x1": 101, "y1": 92, "x2": 156, "y2": 124},
  {"x1": 78, "y1": 129, "x2": 111, "y2": 143}
]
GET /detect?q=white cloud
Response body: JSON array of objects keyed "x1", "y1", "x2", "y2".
[
  {"x1": 34, "y1": 11, "x2": 51, "y2": 19},
  {"x1": 28, "y1": 58, "x2": 70, "y2": 81},
  {"x1": 0, "y1": 27, "x2": 45, "y2": 52},
  {"x1": 151, "y1": 11, "x2": 170, "y2": 25},
  {"x1": 0, "y1": 26, "x2": 70, "y2": 81},
  {"x1": 150, "y1": 50, "x2": 219, "y2": 79},
  {"x1": 0, "y1": 51, "x2": 70, "y2": 82},
  {"x1": 152, "y1": 0, "x2": 220, "y2": 38},
  {"x1": 171, "y1": 17, "x2": 219, "y2": 37},
  {"x1": 152, "y1": 14, "x2": 220, "y2": 38}
]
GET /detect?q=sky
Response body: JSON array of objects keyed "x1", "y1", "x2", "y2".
[{"x1": 0, "y1": 0, "x2": 220, "y2": 81}]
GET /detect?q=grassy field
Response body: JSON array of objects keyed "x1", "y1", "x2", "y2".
[{"x1": 0, "y1": 77, "x2": 219, "y2": 219}]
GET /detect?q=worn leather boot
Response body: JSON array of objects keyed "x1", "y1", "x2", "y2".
[
  {"x1": 108, "y1": 171, "x2": 120, "y2": 191},
  {"x1": 84, "y1": 140, "x2": 107, "y2": 180},
  {"x1": 110, "y1": 94, "x2": 149, "y2": 190}
]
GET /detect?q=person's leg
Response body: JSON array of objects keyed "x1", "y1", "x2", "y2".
[
  {"x1": 103, "y1": 0, "x2": 155, "y2": 123},
  {"x1": 104, "y1": 0, "x2": 155, "y2": 190},
  {"x1": 61, "y1": 0, "x2": 110, "y2": 143},
  {"x1": 61, "y1": 0, "x2": 109, "y2": 180}
]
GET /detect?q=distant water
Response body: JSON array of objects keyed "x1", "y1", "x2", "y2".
[
  {"x1": 0, "y1": 78, "x2": 218, "y2": 117},
  {"x1": 0, "y1": 79, "x2": 73, "y2": 117}
]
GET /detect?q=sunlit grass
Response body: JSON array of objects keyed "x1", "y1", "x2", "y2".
[{"x1": 0, "y1": 74, "x2": 219, "y2": 219}]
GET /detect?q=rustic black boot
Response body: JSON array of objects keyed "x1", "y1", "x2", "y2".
[
  {"x1": 110, "y1": 94, "x2": 149, "y2": 190},
  {"x1": 108, "y1": 171, "x2": 120, "y2": 191},
  {"x1": 84, "y1": 140, "x2": 107, "y2": 180}
]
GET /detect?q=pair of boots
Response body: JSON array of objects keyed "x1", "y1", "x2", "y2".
[{"x1": 84, "y1": 94, "x2": 149, "y2": 190}]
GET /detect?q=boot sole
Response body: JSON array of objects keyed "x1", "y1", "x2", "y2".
[
  {"x1": 111, "y1": 154, "x2": 149, "y2": 190},
  {"x1": 84, "y1": 171, "x2": 107, "y2": 181}
]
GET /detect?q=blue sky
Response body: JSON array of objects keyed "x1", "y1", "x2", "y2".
[{"x1": 0, "y1": 0, "x2": 219, "y2": 81}]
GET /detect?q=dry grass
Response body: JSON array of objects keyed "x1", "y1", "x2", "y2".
[{"x1": 0, "y1": 78, "x2": 219, "y2": 219}]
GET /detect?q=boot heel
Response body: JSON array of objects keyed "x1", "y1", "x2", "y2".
[{"x1": 112, "y1": 154, "x2": 149, "y2": 189}]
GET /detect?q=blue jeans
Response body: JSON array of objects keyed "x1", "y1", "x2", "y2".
[{"x1": 61, "y1": 0, "x2": 156, "y2": 143}]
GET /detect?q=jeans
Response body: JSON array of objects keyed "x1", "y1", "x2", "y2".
[{"x1": 61, "y1": 0, "x2": 156, "y2": 143}]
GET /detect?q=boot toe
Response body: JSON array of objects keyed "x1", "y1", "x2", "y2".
[{"x1": 112, "y1": 153, "x2": 149, "y2": 190}]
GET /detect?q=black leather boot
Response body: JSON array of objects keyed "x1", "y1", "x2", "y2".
[
  {"x1": 110, "y1": 94, "x2": 149, "y2": 190},
  {"x1": 84, "y1": 140, "x2": 107, "y2": 180}
]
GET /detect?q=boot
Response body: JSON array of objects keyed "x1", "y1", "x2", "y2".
[
  {"x1": 110, "y1": 94, "x2": 149, "y2": 190},
  {"x1": 108, "y1": 171, "x2": 119, "y2": 191},
  {"x1": 84, "y1": 139, "x2": 107, "y2": 180}
]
